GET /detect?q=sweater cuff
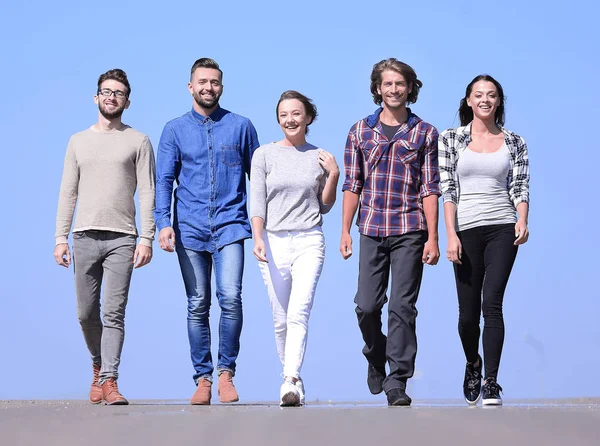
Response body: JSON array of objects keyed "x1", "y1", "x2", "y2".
[
  {"x1": 139, "y1": 237, "x2": 153, "y2": 248},
  {"x1": 55, "y1": 236, "x2": 68, "y2": 245}
]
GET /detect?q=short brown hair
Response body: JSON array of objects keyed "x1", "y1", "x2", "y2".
[
  {"x1": 97, "y1": 69, "x2": 131, "y2": 97},
  {"x1": 370, "y1": 58, "x2": 422, "y2": 105},
  {"x1": 276, "y1": 90, "x2": 318, "y2": 134},
  {"x1": 190, "y1": 58, "x2": 223, "y2": 80}
]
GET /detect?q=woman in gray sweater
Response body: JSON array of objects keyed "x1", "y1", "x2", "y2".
[
  {"x1": 250, "y1": 91, "x2": 339, "y2": 406},
  {"x1": 439, "y1": 75, "x2": 530, "y2": 407}
]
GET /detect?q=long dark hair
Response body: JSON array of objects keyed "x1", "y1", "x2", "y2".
[
  {"x1": 458, "y1": 74, "x2": 505, "y2": 126},
  {"x1": 276, "y1": 90, "x2": 318, "y2": 134}
]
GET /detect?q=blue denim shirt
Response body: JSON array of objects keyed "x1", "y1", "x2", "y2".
[{"x1": 155, "y1": 107, "x2": 260, "y2": 252}]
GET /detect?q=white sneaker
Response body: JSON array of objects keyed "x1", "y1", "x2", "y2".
[
  {"x1": 280, "y1": 380, "x2": 300, "y2": 407},
  {"x1": 295, "y1": 378, "x2": 305, "y2": 406}
]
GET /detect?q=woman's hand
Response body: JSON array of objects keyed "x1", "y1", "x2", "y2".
[
  {"x1": 253, "y1": 238, "x2": 268, "y2": 262},
  {"x1": 514, "y1": 219, "x2": 529, "y2": 245},
  {"x1": 446, "y1": 233, "x2": 462, "y2": 264},
  {"x1": 318, "y1": 150, "x2": 339, "y2": 176}
]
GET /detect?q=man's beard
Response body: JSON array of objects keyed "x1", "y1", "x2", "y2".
[
  {"x1": 193, "y1": 91, "x2": 220, "y2": 109},
  {"x1": 98, "y1": 102, "x2": 125, "y2": 120}
]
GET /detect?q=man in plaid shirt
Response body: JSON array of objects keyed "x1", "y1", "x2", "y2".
[{"x1": 340, "y1": 58, "x2": 441, "y2": 406}]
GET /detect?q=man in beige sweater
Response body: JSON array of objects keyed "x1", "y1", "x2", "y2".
[{"x1": 53, "y1": 69, "x2": 156, "y2": 405}]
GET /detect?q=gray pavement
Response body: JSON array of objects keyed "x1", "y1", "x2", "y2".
[{"x1": 2, "y1": 399, "x2": 599, "y2": 446}]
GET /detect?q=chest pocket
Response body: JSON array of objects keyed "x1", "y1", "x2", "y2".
[
  {"x1": 221, "y1": 144, "x2": 242, "y2": 166},
  {"x1": 360, "y1": 140, "x2": 382, "y2": 165},
  {"x1": 395, "y1": 140, "x2": 420, "y2": 164}
]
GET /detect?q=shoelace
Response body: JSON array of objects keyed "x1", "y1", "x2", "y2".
[
  {"x1": 92, "y1": 366, "x2": 100, "y2": 385},
  {"x1": 485, "y1": 380, "x2": 503, "y2": 395},
  {"x1": 466, "y1": 366, "x2": 481, "y2": 390},
  {"x1": 104, "y1": 379, "x2": 119, "y2": 393}
]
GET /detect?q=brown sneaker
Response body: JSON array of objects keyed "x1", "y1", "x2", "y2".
[
  {"x1": 101, "y1": 377, "x2": 129, "y2": 405},
  {"x1": 190, "y1": 378, "x2": 212, "y2": 405},
  {"x1": 89, "y1": 363, "x2": 102, "y2": 404},
  {"x1": 218, "y1": 371, "x2": 239, "y2": 403}
]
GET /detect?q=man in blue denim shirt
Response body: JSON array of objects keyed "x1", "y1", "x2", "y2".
[{"x1": 155, "y1": 58, "x2": 259, "y2": 405}]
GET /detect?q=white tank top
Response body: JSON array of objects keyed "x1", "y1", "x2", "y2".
[{"x1": 456, "y1": 143, "x2": 517, "y2": 231}]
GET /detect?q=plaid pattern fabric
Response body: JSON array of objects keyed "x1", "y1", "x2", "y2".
[
  {"x1": 438, "y1": 123, "x2": 530, "y2": 206},
  {"x1": 342, "y1": 108, "x2": 440, "y2": 237}
]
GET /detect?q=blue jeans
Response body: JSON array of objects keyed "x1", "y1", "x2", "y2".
[{"x1": 176, "y1": 241, "x2": 244, "y2": 383}]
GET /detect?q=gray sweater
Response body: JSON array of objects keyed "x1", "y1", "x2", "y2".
[
  {"x1": 55, "y1": 126, "x2": 156, "y2": 246},
  {"x1": 250, "y1": 142, "x2": 333, "y2": 231}
]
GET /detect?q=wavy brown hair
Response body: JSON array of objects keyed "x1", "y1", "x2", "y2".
[{"x1": 370, "y1": 58, "x2": 422, "y2": 105}]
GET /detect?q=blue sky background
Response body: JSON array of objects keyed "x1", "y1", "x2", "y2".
[{"x1": 1, "y1": 0, "x2": 598, "y2": 402}]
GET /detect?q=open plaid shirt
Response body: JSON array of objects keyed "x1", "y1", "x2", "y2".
[
  {"x1": 342, "y1": 108, "x2": 440, "y2": 237},
  {"x1": 438, "y1": 123, "x2": 530, "y2": 207}
]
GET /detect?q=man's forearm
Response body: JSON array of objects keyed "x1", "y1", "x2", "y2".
[
  {"x1": 422, "y1": 194, "x2": 439, "y2": 240},
  {"x1": 341, "y1": 190, "x2": 359, "y2": 233}
]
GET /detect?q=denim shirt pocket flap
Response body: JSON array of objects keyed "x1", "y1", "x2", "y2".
[{"x1": 221, "y1": 144, "x2": 242, "y2": 166}]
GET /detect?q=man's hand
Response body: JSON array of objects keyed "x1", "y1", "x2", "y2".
[
  {"x1": 252, "y1": 238, "x2": 268, "y2": 263},
  {"x1": 54, "y1": 243, "x2": 71, "y2": 268},
  {"x1": 340, "y1": 232, "x2": 353, "y2": 260},
  {"x1": 446, "y1": 234, "x2": 462, "y2": 264},
  {"x1": 133, "y1": 244, "x2": 153, "y2": 268},
  {"x1": 422, "y1": 239, "x2": 440, "y2": 265},
  {"x1": 514, "y1": 219, "x2": 529, "y2": 245},
  {"x1": 158, "y1": 227, "x2": 176, "y2": 252}
]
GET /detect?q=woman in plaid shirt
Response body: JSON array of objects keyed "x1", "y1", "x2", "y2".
[{"x1": 438, "y1": 75, "x2": 530, "y2": 406}]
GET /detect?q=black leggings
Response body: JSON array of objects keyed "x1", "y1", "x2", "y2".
[{"x1": 454, "y1": 223, "x2": 518, "y2": 380}]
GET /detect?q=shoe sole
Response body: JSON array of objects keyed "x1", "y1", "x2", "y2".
[
  {"x1": 280, "y1": 391, "x2": 300, "y2": 407},
  {"x1": 388, "y1": 400, "x2": 411, "y2": 407},
  {"x1": 482, "y1": 398, "x2": 502, "y2": 406},
  {"x1": 104, "y1": 400, "x2": 129, "y2": 406},
  {"x1": 465, "y1": 393, "x2": 482, "y2": 406},
  {"x1": 219, "y1": 397, "x2": 239, "y2": 403},
  {"x1": 89, "y1": 399, "x2": 102, "y2": 405},
  {"x1": 190, "y1": 400, "x2": 211, "y2": 405}
]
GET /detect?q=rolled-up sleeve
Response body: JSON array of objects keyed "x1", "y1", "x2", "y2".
[
  {"x1": 509, "y1": 136, "x2": 530, "y2": 207},
  {"x1": 154, "y1": 124, "x2": 179, "y2": 232},
  {"x1": 341, "y1": 130, "x2": 364, "y2": 194},
  {"x1": 438, "y1": 130, "x2": 458, "y2": 204},
  {"x1": 420, "y1": 127, "x2": 441, "y2": 198}
]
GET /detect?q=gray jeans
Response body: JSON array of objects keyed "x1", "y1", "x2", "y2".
[{"x1": 73, "y1": 231, "x2": 136, "y2": 383}]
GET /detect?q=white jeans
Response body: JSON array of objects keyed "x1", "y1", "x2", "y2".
[{"x1": 258, "y1": 226, "x2": 325, "y2": 379}]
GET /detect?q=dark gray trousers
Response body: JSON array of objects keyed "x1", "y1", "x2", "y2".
[{"x1": 355, "y1": 231, "x2": 426, "y2": 392}]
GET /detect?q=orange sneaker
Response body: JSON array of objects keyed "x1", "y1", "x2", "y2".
[
  {"x1": 101, "y1": 377, "x2": 129, "y2": 405},
  {"x1": 89, "y1": 363, "x2": 102, "y2": 404},
  {"x1": 190, "y1": 378, "x2": 212, "y2": 405},
  {"x1": 218, "y1": 371, "x2": 239, "y2": 403}
]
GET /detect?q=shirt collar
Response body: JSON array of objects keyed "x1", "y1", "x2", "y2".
[
  {"x1": 365, "y1": 107, "x2": 421, "y2": 131},
  {"x1": 190, "y1": 105, "x2": 225, "y2": 123}
]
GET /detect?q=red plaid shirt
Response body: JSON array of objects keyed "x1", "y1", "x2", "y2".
[{"x1": 342, "y1": 108, "x2": 440, "y2": 237}]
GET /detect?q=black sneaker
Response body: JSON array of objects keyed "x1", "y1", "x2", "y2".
[
  {"x1": 463, "y1": 355, "x2": 482, "y2": 405},
  {"x1": 482, "y1": 378, "x2": 503, "y2": 406},
  {"x1": 386, "y1": 388, "x2": 412, "y2": 406},
  {"x1": 367, "y1": 364, "x2": 386, "y2": 395}
]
